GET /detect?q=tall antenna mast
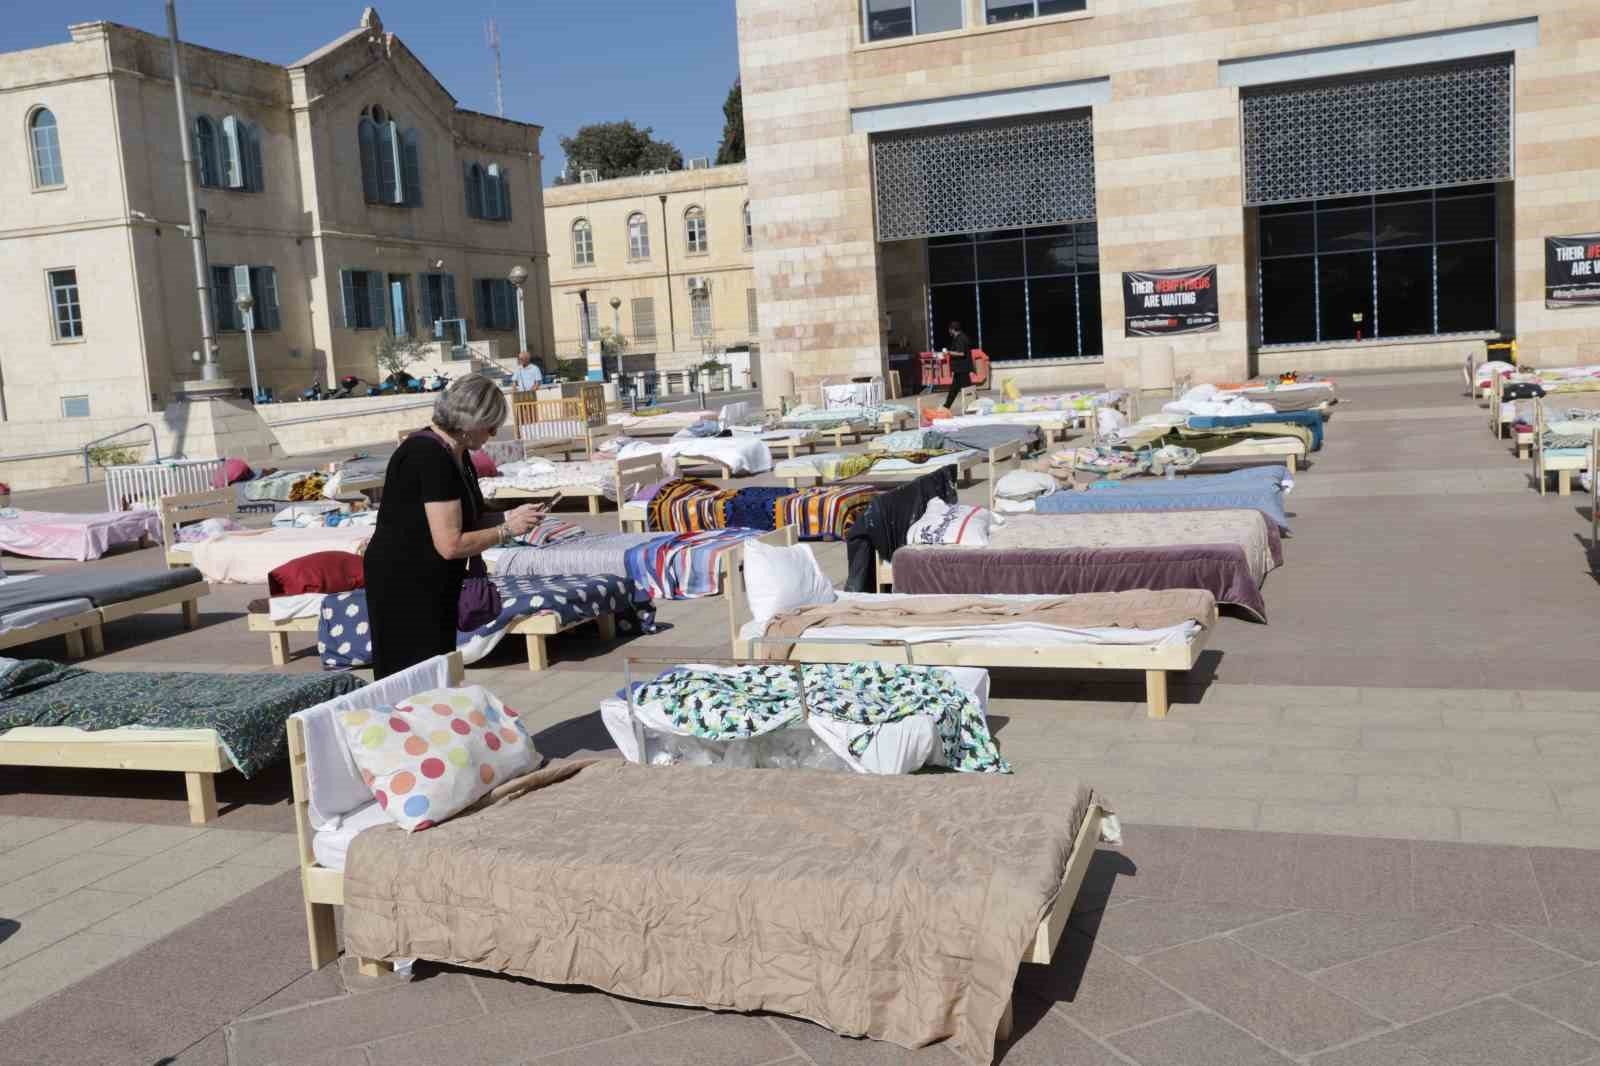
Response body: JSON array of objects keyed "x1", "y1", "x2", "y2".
[{"x1": 486, "y1": 19, "x2": 504, "y2": 118}]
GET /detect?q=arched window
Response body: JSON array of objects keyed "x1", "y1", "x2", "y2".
[
  {"x1": 464, "y1": 162, "x2": 484, "y2": 218},
  {"x1": 358, "y1": 106, "x2": 420, "y2": 207},
  {"x1": 194, "y1": 114, "x2": 220, "y2": 188},
  {"x1": 29, "y1": 108, "x2": 64, "y2": 188},
  {"x1": 628, "y1": 212, "x2": 651, "y2": 259},
  {"x1": 572, "y1": 219, "x2": 594, "y2": 266},
  {"x1": 743, "y1": 201, "x2": 753, "y2": 250},
  {"x1": 684, "y1": 205, "x2": 708, "y2": 254}
]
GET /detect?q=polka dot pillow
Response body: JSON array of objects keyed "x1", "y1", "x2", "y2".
[{"x1": 337, "y1": 685, "x2": 538, "y2": 832}]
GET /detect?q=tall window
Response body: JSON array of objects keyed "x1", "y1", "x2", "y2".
[
  {"x1": 48, "y1": 268, "x2": 82, "y2": 340},
  {"x1": 1257, "y1": 185, "x2": 1499, "y2": 346},
  {"x1": 742, "y1": 202, "x2": 753, "y2": 250},
  {"x1": 689, "y1": 279, "x2": 713, "y2": 338},
  {"x1": 193, "y1": 114, "x2": 264, "y2": 191},
  {"x1": 631, "y1": 296, "x2": 657, "y2": 341},
  {"x1": 422, "y1": 272, "x2": 459, "y2": 333},
  {"x1": 339, "y1": 269, "x2": 387, "y2": 330},
  {"x1": 475, "y1": 278, "x2": 516, "y2": 330},
  {"x1": 627, "y1": 213, "x2": 651, "y2": 259},
  {"x1": 29, "y1": 108, "x2": 64, "y2": 188},
  {"x1": 747, "y1": 287, "x2": 759, "y2": 334},
  {"x1": 863, "y1": 0, "x2": 963, "y2": 42},
  {"x1": 685, "y1": 206, "x2": 708, "y2": 254},
  {"x1": 211, "y1": 265, "x2": 282, "y2": 332},
  {"x1": 926, "y1": 223, "x2": 1103, "y2": 361},
  {"x1": 572, "y1": 219, "x2": 594, "y2": 265},
  {"x1": 464, "y1": 161, "x2": 512, "y2": 221},
  {"x1": 358, "y1": 107, "x2": 422, "y2": 207},
  {"x1": 983, "y1": 0, "x2": 1085, "y2": 23},
  {"x1": 581, "y1": 300, "x2": 601, "y2": 340}
]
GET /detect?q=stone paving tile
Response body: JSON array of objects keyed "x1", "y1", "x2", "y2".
[
  {"x1": 609, "y1": 995, "x2": 709, "y2": 1032},
  {"x1": 1174, "y1": 829, "x2": 1299, "y2": 908},
  {"x1": 1290, "y1": 835, "x2": 1412, "y2": 914},
  {"x1": 1257, "y1": 802, "x2": 1458, "y2": 841},
  {"x1": 365, "y1": 990, "x2": 631, "y2": 1066},
  {"x1": 0, "y1": 931, "x2": 150, "y2": 1024},
  {"x1": 1280, "y1": 703, "x2": 1445, "y2": 729},
  {"x1": 167, "y1": 1029, "x2": 229, "y2": 1065},
  {"x1": 767, "y1": 1015, "x2": 966, "y2": 1064},
  {"x1": 240, "y1": 963, "x2": 347, "y2": 1019},
  {"x1": 1314, "y1": 924, "x2": 1580, "y2": 1023},
  {"x1": 0, "y1": 817, "x2": 73, "y2": 852},
  {"x1": 1104, "y1": 792, "x2": 1260, "y2": 831},
  {"x1": 1108, "y1": 1009, "x2": 1296, "y2": 1066},
  {"x1": 0, "y1": 887, "x2": 144, "y2": 968},
  {"x1": 1310, "y1": 997, "x2": 1600, "y2": 1066},
  {"x1": 0, "y1": 852, "x2": 144, "y2": 917},
  {"x1": 90, "y1": 822, "x2": 213, "y2": 857},
  {"x1": 1460, "y1": 811, "x2": 1600, "y2": 849},
  {"x1": 0, "y1": 988, "x2": 220, "y2": 1066},
  {"x1": 226, "y1": 974, "x2": 485, "y2": 1066},
  {"x1": 1410, "y1": 841, "x2": 1548, "y2": 924},
  {"x1": 1514, "y1": 966, "x2": 1600, "y2": 1038},
  {"x1": 1357, "y1": 774, "x2": 1556, "y2": 813},
  {"x1": 86, "y1": 862, "x2": 290, "y2": 941},
  {"x1": 89, "y1": 828, "x2": 278, "y2": 895},
  {"x1": 1532, "y1": 849, "x2": 1600, "y2": 928},
  {"x1": 0, "y1": 822, "x2": 144, "y2": 885},
  {"x1": 1082, "y1": 898, "x2": 1290, "y2": 959},
  {"x1": 1362, "y1": 726, "x2": 1540, "y2": 755},
  {"x1": 1230, "y1": 912, "x2": 1464, "y2": 974},
  {"x1": 1141, "y1": 937, "x2": 1385, "y2": 1055},
  {"x1": 1508, "y1": 926, "x2": 1600, "y2": 963},
  {"x1": 1016, "y1": 928, "x2": 1189, "y2": 1037},
  {"x1": 530, "y1": 1012, "x2": 796, "y2": 1065}
]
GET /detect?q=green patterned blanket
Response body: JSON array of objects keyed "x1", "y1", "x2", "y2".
[
  {"x1": 0, "y1": 658, "x2": 363, "y2": 776},
  {"x1": 632, "y1": 661, "x2": 1009, "y2": 774}
]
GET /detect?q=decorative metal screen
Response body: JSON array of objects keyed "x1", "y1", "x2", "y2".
[
  {"x1": 1242, "y1": 58, "x2": 1513, "y2": 206},
  {"x1": 871, "y1": 111, "x2": 1096, "y2": 242}
]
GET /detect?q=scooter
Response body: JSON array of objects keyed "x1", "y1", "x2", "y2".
[
  {"x1": 419, "y1": 371, "x2": 450, "y2": 392},
  {"x1": 334, "y1": 375, "x2": 367, "y2": 399},
  {"x1": 299, "y1": 379, "x2": 325, "y2": 402}
]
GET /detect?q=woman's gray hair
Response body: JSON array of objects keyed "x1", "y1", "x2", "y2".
[{"x1": 432, "y1": 373, "x2": 509, "y2": 435}]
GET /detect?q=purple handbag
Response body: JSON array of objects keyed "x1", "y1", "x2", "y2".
[{"x1": 413, "y1": 430, "x2": 503, "y2": 631}]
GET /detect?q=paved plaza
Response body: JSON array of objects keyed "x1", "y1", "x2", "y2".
[{"x1": 3, "y1": 368, "x2": 1600, "y2": 1064}]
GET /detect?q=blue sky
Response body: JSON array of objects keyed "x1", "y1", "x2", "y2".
[{"x1": 0, "y1": 1, "x2": 741, "y2": 185}]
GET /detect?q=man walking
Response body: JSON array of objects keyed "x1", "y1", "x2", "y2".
[
  {"x1": 942, "y1": 321, "x2": 973, "y2": 410},
  {"x1": 510, "y1": 351, "x2": 544, "y2": 394}
]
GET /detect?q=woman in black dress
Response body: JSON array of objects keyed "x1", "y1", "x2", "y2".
[{"x1": 364, "y1": 374, "x2": 544, "y2": 679}]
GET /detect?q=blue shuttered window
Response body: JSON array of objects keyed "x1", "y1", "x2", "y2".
[
  {"x1": 423, "y1": 272, "x2": 458, "y2": 333},
  {"x1": 465, "y1": 161, "x2": 512, "y2": 221},
  {"x1": 339, "y1": 269, "x2": 387, "y2": 330},
  {"x1": 211, "y1": 266, "x2": 238, "y2": 331},
  {"x1": 194, "y1": 115, "x2": 220, "y2": 187},
  {"x1": 365, "y1": 270, "x2": 387, "y2": 331},
  {"x1": 360, "y1": 116, "x2": 420, "y2": 207},
  {"x1": 220, "y1": 115, "x2": 243, "y2": 189},
  {"x1": 465, "y1": 163, "x2": 484, "y2": 218},
  {"x1": 358, "y1": 118, "x2": 380, "y2": 203},
  {"x1": 483, "y1": 163, "x2": 503, "y2": 220},
  {"x1": 401, "y1": 128, "x2": 422, "y2": 206},
  {"x1": 212, "y1": 264, "x2": 281, "y2": 330},
  {"x1": 475, "y1": 278, "x2": 515, "y2": 330},
  {"x1": 376, "y1": 122, "x2": 400, "y2": 205},
  {"x1": 242, "y1": 123, "x2": 265, "y2": 193},
  {"x1": 195, "y1": 115, "x2": 263, "y2": 192},
  {"x1": 251, "y1": 266, "x2": 281, "y2": 330}
]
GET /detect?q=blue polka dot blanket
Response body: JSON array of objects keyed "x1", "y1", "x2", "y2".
[{"x1": 317, "y1": 574, "x2": 656, "y2": 671}]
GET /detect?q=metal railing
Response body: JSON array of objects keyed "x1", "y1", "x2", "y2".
[{"x1": 82, "y1": 424, "x2": 160, "y2": 484}]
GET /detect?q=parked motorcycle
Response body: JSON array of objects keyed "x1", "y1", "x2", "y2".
[
  {"x1": 300, "y1": 379, "x2": 325, "y2": 402},
  {"x1": 419, "y1": 371, "x2": 451, "y2": 392},
  {"x1": 334, "y1": 375, "x2": 367, "y2": 399}
]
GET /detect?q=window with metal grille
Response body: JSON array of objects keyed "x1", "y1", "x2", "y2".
[
  {"x1": 689, "y1": 280, "x2": 713, "y2": 338},
  {"x1": 746, "y1": 288, "x2": 759, "y2": 334},
  {"x1": 572, "y1": 219, "x2": 594, "y2": 265},
  {"x1": 1242, "y1": 58, "x2": 1513, "y2": 207},
  {"x1": 871, "y1": 111, "x2": 1097, "y2": 242},
  {"x1": 48, "y1": 268, "x2": 82, "y2": 340},
  {"x1": 628, "y1": 213, "x2": 651, "y2": 259},
  {"x1": 29, "y1": 108, "x2": 63, "y2": 188},
  {"x1": 685, "y1": 206, "x2": 708, "y2": 254},
  {"x1": 632, "y1": 297, "x2": 657, "y2": 340}
]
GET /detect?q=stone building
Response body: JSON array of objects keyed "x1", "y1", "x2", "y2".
[
  {"x1": 735, "y1": 0, "x2": 1600, "y2": 399},
  {"x1": 0, "y1": 8, "x2": 554, "y2": 458},
  {"x1": 543, "y1": 164, "x2": 757, "y2": 376}
]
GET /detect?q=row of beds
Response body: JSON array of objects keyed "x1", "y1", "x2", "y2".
[
  {"x1": 1473, "y1": 358, "x2": 1600, "y2": 501},
  {"x1": 0, "y1": 381, "x2": 1327, "y2": 1062}
]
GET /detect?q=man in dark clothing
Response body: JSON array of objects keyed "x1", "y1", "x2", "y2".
[{"x1": 942, "y1": 320, "x2": 974, "y2": 410}]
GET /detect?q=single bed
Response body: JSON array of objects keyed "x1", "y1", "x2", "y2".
[
  {"x1": 1531, "y1": 404, "x2": 1599, "y2": 497},
  {"x1": 776, "y1": 447, "x2": 985, "y2": 489},
  {"x1": 607, "y1": 409, "x2": 719, "y2": 437},
  {"x1": 1025, "y1": 465, "x2": 1294, "y2": 532},
  {"x1": 881, "y1": 509, "x2": 1281, "y2": 622},
  {"x1": 0, "y1": 508, "x2": 161, "y2": 562},
  {"x1": 248, "y1": 572, "x2": 652, "y2": 671},
  {"x1": 485, "y1": 527, "x2": 764, "y2": 599},
  {"x1": 0, "y1": 655, "x2": 362, "y2": 823},
  {"x1": 0, "y1": 566, "x2": 209, "y2": 658},
  {"x1": 727, "y1": 530, "x2": 1213, "y2": 718},
  {"x1": 610, "y1": 434, "x2": 774, "y2": 478},
  {"x1": 478, "y1": 452, "x2": 664, "y2": 526},
  {"x1": 158, "y1": 489, "x2": 374, "y2": 583},
  {"x1": 288, "y1": 650, "x2": 1109, "y2": 1062}
]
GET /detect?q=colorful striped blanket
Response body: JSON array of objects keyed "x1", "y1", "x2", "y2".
[{"x1": 624, "y1": 529, "x2": 764, "y2": 599}]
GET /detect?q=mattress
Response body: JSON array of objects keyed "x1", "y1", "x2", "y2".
[
  {"x1": 1034, "y1": 466, "x2": 1294, "y2": 531},
  {"x1": 0, "y1": 509, "x2": 161, "y2": 562},
  {"x1": 479, "y1": 460, "x2": 619, "y2": 501},
  {"x1": 0, "y1": 565, "x2": 203, "y2": 615},
  {"x1": 609, "y1": 410, "x2": 715, "y2": 433},
  {"x1": 312, "y1": 800, "x2": 393, "y2": 872},
  {"x1": 617, "y1": 436, "x2": 773, "y2": 476},
  {"x1": 0, "y1": 576, "x2": 92, "y2": 637},
  {"x1": 186, "y1": 527, "x2": 373, "y2": 584},
  {"x1": 777, "y1": 450, "x2": 975, "y2": 481},
  {"x1": 989, "y1": 511, "x2": 1279, "y2": 586},
  {"x1": 486, "y1": 532, "x2": 658, "y2": 579},
  {"x1": 264, "y1": 593, "x2": 325, "y2": 623}
]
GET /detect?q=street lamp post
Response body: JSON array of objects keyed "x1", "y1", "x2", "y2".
[
  {"x1": 507, "y1": 264, "x2": 530, "y2": 357},
  {"x1": 236, "y1": 291, "x2": 261, "y2": 403}
]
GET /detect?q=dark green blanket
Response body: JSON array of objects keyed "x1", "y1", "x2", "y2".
[{"x1": 0, "y1": 659, "x2": 363, "y2": 776}]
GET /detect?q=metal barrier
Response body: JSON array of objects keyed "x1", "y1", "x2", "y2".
[
  {"x1": 103, "y1": 459, "x2": 225, "y2": 511},
  {"x1": 82, "y1": 423, "x2": 160, "y2": 485}
]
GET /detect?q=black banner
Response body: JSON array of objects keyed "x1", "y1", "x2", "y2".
[
  {"x1": 1546, "y1": 235, "x2": 1600, "y2": 308},
  {"x1": 1123, "y1": 265, "x2": 1220, "y2": 336}
]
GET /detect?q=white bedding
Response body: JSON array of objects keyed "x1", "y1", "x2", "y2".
[
  {"x1": 0, "y1": 575, "x2": 93, "y2": 636},
  {"x1": 479, "y1": 459, "x2": 620, "y2": 500},
  {"x1": 267, "y1": 593, "x2": 326, "y2": 624},
  {"x1": 615, "y1": 436, "x2": 773, "y2": 476}
]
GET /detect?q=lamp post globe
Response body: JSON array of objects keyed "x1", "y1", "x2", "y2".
[{"x1": 507, "y1": 265, "x2": 530, "y2": 354}]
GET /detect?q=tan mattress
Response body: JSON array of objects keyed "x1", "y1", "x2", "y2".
[
  {"x1": 989, "y1": 510, "x2": 1279, "y2": 586},
  {"x1": 343, "y1": 758, "x2": 1095, "y2": 1065}
]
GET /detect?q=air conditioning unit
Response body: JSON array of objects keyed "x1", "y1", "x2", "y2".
[
  {"x1": 687, "y1": 157, "x2": 711, "y2": 170},
  {"x1": 579, "y1": 169, "x2": 600, "y2": 183}
]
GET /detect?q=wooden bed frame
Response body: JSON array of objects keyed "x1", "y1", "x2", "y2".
[
  {"x1": 0, "y1": 579, "x2": 210, "y2": 659},
  {"x1": 776, "y1": 447, "x2": 987, "y2": 490},
  {"x1": 247, "y1": 602, "x2": 617, "y2": 672},
  {"x1": 1191, "y1": 437, "x2": 1304, "y2": 473},
  {"x1": 1531, "y1": 401, "x2": 1596, "y2": 498},
  {"x1": 483, "y1": 452, "x2": 664, "y2": 525},
  {"x1": 726, "y1": 528, "x2": 1207, "y2": 719},
  {"x1": 286, "y1": 647, "x2": 1107, "y2": 1046}
]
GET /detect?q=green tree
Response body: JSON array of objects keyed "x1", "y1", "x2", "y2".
[
  {"x1": 556, "y1": 121, "x2": 683, "y2": 183},
  {"x1": 715, "y1": 81, "x2": 744, "y2": 166}
]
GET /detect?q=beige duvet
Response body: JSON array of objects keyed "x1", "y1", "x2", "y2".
[
  {"x1": 989, "y1": 510, "x2": 1279, "y2": 585},
  {"x1": 342, "y1": 759, "x2": 1096, "y2": 1064}
]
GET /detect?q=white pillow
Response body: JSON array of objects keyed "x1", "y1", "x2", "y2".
[
  {"x1": 743, "y1": 540, "x2": 836, "y2": 625},
  {"x1": 1095, "y1": 407, "x2": 1126, "y2": 435},
  {"x1": 993, "y1": 469, "x2": 1058, "y2": 501},
  {"x1": 906, "y1": 498, "x2": 1002, "y2": 547}
]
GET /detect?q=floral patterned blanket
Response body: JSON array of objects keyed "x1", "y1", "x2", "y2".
[
  {"x1": 0, "y1": 657, "x2": 362, "y2": 775},
  {"x1": 631, "y1": 662, "x2": 1009, "y2": 774}
]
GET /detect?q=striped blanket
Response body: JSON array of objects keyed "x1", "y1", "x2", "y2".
[
  {"x1": 624, "y1": 529, "x2": 764, "y2": 599},
  {"x1": 777, "y1": 485, "x2": 875, "y2": 541}
]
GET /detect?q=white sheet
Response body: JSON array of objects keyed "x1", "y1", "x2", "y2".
[
  {"x1": 312, "y1": 801, "x2": 393, "y2": 872},
  {"x1": 0, "y1": 574, "x2": 93, "y2": 636},
  {"x1": 267, "y1": 593, "x2": 326, "y2": 624},
  {"x1": 617, "y1": 436, "x2": 773, "y2": 476}
]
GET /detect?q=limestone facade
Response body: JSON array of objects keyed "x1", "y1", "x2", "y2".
[
  {"x1": 0, "y1": 8, "x2": 554, "y2": 455},
  {"x1": 736, "y1": 0, "x2": 1600, "y2": 398},
  {"x1": 543, "y1": 165, "x2": 758, "y2": 373}
]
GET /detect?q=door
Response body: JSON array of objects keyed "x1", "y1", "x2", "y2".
[{"x1": 389, "y1": 275, "x2": 412, "y2": 337}]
